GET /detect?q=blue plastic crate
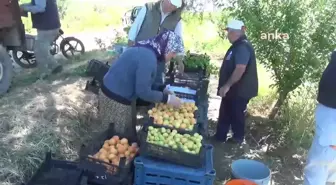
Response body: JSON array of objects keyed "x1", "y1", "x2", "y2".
[
  {"x1": 196, "y1": 104, "x2": 209, "y2": 137},
  {"x1": 134, "y1": 144, "x2": 215, "y2": 185}
]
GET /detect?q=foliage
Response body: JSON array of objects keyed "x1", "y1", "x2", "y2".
[
  {"x1": 183, "y1": 51, "x2": 219, "y2": 75},
  {"x1": 57, "y1": 0, "x2": 69, "y2": 19},
  {"x1": 220, "y1": 0, "x2": 336, "y2": 118},
  {"x1": 184, "y1": 51, "x2": 211, "y2": 69}
]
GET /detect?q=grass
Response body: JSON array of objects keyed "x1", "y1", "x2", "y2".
[
  {"x1": 2, "y1": 1, "x2": 318, "y2": 184},
  {"x1": 0, "y1": 51, "x2": 109, "y2": 185}
]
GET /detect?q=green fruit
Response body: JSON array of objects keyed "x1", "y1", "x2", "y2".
[
  {"x1": 186, "y1": 141, "x2": 194, "y2": 149},
  {"x1": 163, "y1": 120, "x2": 169, "y2": 125},
  {"x1": 168, "y1": 140, "x2": 175, "y2": 146},
  {"x1": 149, "y1": 126, "x2": 154, "y2": 131},
  {"x1": 161, "y1": 128, "x2": 166, "y2": 133},
  {"x1": 163, "y1": 133, "x2": 168, "y2": 137},
  {"x1": 195, "y1": 148, "x2": 200, "y2": 154},
  {"x1": 181, "y1": 138, "x2": 187, "y2": 144}
]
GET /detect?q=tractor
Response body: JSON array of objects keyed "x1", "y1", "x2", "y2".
[{"x1": 0, "y1": 0, "x2": 25, "y2": 96}]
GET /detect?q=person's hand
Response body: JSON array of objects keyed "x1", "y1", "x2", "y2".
[
  {"x1": 330, "y1": 145, "x2": 336, "y2": 150},
  {"x1": 167, "y1": 95, "x2": 182, "y2": 108},
  {"x1": 128, "y1": 40, "x2": 135, "y2": 47},
  {"x1": 163, "y1": 86, "x2": 175, "y2": 95},
  {"x1": 177, "y1": 62, "x2": 184, "y2": 75},
  {"x1": 219, "y1": 84, "x2": 230, "y2": 97}
]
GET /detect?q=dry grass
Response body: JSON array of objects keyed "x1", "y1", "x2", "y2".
[
  {"x1": 0, "y1": 76, "x2": 102, "y2": 185},
  {"x1": 0, "y1": 49, "x2": 113, "y2": 185}
]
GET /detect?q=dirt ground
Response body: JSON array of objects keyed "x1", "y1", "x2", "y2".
[{"x1": 0, "y1": 52, "x2": 306, "y2": 185}]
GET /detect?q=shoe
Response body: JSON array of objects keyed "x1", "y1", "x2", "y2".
[
  {"x1": 226, "y1": 137, "x2": 244, "y2": 145},
  {"x1": 51, "y1": 65, "x2": 63, "y2": 74},
  {"x1": 210, "y1": 135, "x2": 226, "y2": 143}
]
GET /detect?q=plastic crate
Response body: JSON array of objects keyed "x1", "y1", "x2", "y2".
[
  {"x1": 86, "y1": 59, "x2": 110, "y2": 84},
  {"x1": 139, "y1": 125, "x2": 206, "y2": 168},
  {"x1": 24, "y1": 152, "x2": 83, "y2": 185},
  {"x1": 199, "y1": 79, "x2": 209, "y2": 99},
  {"x1": 134, "y1": 144, "x2": 215, "y2": 185},
  {"x1": 85, "y1": 79, "x2": 100, "y2": 95},
  {"x1": 146, "y1": 103, "x2": 201, "y2": 134},
  {"x1": 79, "y1": 124, "x2": 138, "y2": 185},
  {"x1": 196, "y1": 104, "x2": 209, "y2": 138},
  {"x1": 146, "y1": 117, "x2": 201, "y2": 134}
]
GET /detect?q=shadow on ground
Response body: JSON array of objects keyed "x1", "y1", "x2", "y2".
[{"x1": 207, "y1": 116, "x2": 305, "y2": 185}]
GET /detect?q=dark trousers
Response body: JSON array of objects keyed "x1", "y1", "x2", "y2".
[{"x1": 215, "y1": 96, "x2": 250, "y2": 142}]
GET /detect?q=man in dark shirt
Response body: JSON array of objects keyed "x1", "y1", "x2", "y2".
[
  {"x1": 303, "y1": 50, "x2": 336, "y2": 185},
  {"x1": 20, "y1": 0, "x2": 62, "y2": 79},
  {"x1": 214, "y1": 20, "x2": 258, "y2": 144}
]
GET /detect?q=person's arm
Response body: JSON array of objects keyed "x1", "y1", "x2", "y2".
[
  {"x1": 20, "y1": 0, "x2": 46, "y2": 13},
  {"x1": 174, "y1": 20, "x2": 185, "y2": 72},
  {"x1": 223, "y1": 45, "x2": 250, "y2": 88},
  {"x1": 174, "y1": 20, "x2": 184, "y2": 56},
  {"x1": 135, "y1": 60, "x2": 169, "y2": 103},
  {"x1": 128, "y1": 5, "x2": 147, "y2": 46}
]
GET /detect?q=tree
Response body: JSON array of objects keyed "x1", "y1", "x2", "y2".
[
  {"x1": 216, "y1": 0, "x2": 336, "y2": 119},
  {"x1": 57, "y1": 0, "x2": 69, "y2": 19}
]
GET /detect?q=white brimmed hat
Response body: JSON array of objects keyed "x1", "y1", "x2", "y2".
[
  {"x1": 225, "y1": 20, "x2": 245, "y2": 30},
  {"x1": 169, "y1": 0, "x2": 182, "y2": 8}
]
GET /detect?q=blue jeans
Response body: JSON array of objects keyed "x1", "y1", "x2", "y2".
[
  {"x1": 215, "y1": 96, "x2": 249, "y2": 142},
  {"x1": 303, "y1": 104, "x2": 336, "y2": 185}
]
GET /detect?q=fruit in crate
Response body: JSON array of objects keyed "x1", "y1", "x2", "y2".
[
  {"x1": 148, "y1": 102, "x2": 198, "y2": 130},
  {"x1": 147, "y1": 126, "x2": 203, "y2": 154},
  {"x1": 88, "y1": 136, "x2": 139, "y2": 168}
]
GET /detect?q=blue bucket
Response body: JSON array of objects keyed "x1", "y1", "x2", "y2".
[{"x1": 231, "y1": 159, "x2": 271, "y2": 185}]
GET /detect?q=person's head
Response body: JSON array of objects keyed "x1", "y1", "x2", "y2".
[
  {"x1": 135, "y1": 30, "x2": 184, "y2": 62},
  {"x1": 163, "y1": 30, "x2": 184, "y2": 62},
  {"x1": 162, "y1": 0, "x2": 182, "y2": 13},
  {"x1": 225, "y1": 20, "x2": 246, "y2": 43}
]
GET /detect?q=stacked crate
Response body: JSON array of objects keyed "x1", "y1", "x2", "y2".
[{"x1": 135, "y1": 71, "x2": 214, "y2": 185}]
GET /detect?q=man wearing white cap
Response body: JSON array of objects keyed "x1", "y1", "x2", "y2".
[
  {"x1": 215, "y1": 19, "x2": 258, "y2": 144},
  {"x1": 127, "y1": 0, "x2": 185, "y2": 87}
]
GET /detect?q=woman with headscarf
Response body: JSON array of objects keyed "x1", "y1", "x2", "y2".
[{"x1": 99, "y1": 30, "x2": 184, "y2": 137}]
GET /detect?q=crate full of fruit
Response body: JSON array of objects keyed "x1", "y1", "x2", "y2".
[
  {"x1": 79, "y1": 125, "x2": 139, "y2": 185},
  {"x1": 147, "y1": 102, "x2": 199, "y2": 132},
  {"x1": 140, "y1": 125, "x2": 205, "y2": 168}
]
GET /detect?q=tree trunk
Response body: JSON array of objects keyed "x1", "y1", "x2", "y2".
[{"x1": 268, "y1": 91, "x2": 290, "y2": 119}]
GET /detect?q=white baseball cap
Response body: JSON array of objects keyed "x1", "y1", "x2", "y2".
[
  {"x1": 225, "y1": 20, "x2": 245, "y2": 30},
  {"x1": 169, "y1": 0, "x2": 182, "y2": 8}
]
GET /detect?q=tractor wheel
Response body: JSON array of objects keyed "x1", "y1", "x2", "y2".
[{"x1": 0, "y1": 46, "x2": 13, "y2": 96}]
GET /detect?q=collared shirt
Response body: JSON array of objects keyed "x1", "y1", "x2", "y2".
[
  {"x1": 21, "y1": 0, "x2": 46, "y2": 14},
  {"x1": 128, "y1": 4, "x2": 183, "y2": 44}
]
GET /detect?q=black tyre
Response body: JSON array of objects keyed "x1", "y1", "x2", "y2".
[
  {"x1": 0, "y1": 46, "x2": 13, "y2": 96},
  {"x1": 60, "y1": 37, "x2": 85, "y2": 59},
  {"x1": 12, "y1": 49, "x2": 37, "y2": 68}
]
